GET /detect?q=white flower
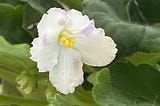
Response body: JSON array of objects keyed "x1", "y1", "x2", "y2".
[{"x1": 30, "y1": 8, "x2": 117, "y2": 94}]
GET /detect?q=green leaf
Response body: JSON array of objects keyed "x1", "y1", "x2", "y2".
[
  {"x1": 83, "y1": 0, "x2": 118, "y2": 20},
  {"x1": 65, "y1": 87, "x2": 99, "y2": 106},
  {"x1": 47, "y1": 86, "x2": 99, "y2": 106},
  {"x1": 101, "y1": 0, "x2": 128, "y2": 20},
  {"x1": 22, "y1": 3, "x2": 42, "y2": 38},
  {"x1": 20, "y1": 0, "x2": 61, "y2": 13},
  {"x1": 48, "y1": 94, "x2": 71, "y2": 106},
  {"x1": 2, "y1": 80, "x2": 22, "y2": 97},
  {"x1": 88, "y1": 63, "x2": 160, "y2": 105},
  {"x1": 154, "y1": 23, "x2": 160, "y2": 29},
  {"x1": 0, "y1": 3, "x2": 32, "y2": 44},
  {"x1": 0, "y1": 36, "x2": 36, "y2": 83},
  {"x1": 128, "y1": 0, "x2": 160, "y2": 24},
  {"x1": 0, "y1": 36, "x2": 47, "y2": 100},
  {"x1": 0, "y1": 0, "x2": 20, "y2": 6},
  {"x1": 83, "y1": 0, "x2": 160, "y2": 57},
  {"x1": 83, "y1": 64, "x2": 102, "y2": 73},
  {"x1": 110, "y1": 62, "x2": 160, "y2": 105},
  {"x1": 88, "y1": 68, "x2": 128, "y2": 106},
  {"x1": 0, "y1": 36, "x2": 38, "y2": 99},
  {"x1": 0, "y1": 84, "x2": 2, "y2": 94},
  {"x1": 127, "y1": 0, "x2": 147, "y2": 24},
  {"x1": 0, "y1": 67, "x2": 18, "y2": 83},
  {"x1": 123, "y1": 0, "x2": 130, "y2": 5},
  {"x1": 126, "y1": 52, "x2": 160, "y2": 66},
  {"x1": 58, "y1": 0, "x2": 82, "y2": 11},
  {"x1": 0, "y1": 94, "x2": 48, "y2": 106}
]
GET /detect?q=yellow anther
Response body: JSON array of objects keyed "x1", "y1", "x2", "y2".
[
  {"x1": 59, "y1": 30, "x2": 76, "y2": 48},
  {"x1": 64, "y1": 40, "x2": 70, "y2": 47},
  {"x1": 59, "y1": 36, "x2": 67, "y2": 43},
  {"x1": 70, "y1": 38, "x2": 76, "y2": 43},
  {"x1": 68, "y1": 42, "x2": 73, "y2": 47}
]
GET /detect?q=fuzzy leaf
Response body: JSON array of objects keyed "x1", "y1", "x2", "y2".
[
  {"x1": 22, "y1": 3, "x2": 42, "y2": 38},
  {"x1": 88, "y1": 63, "x2": 160, "y2": 105},
  {"x1": 0, "y1": 36, "x2": 36, "y2": 83},
  {"x1": 101, "y1": 0, "x2": 128, "y2": 20},
  {"x1": 0, "y1": 3, "x2": 32, "y2": 44},
  {"x1": 20, "y1": 0, "x2": 61, "y2": 13},
  {"x1": 83, "y1": 0, "x2": 160, "y2": 57},
  {"x1": 0, "y1": 0, "x2": 20, "y2": 6}
]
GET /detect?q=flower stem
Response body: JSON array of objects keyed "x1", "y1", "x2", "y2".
[
  {"x1": 0, "y1": 95, "x2": 48, "y2": 106},
  {"x1": 57, "y1": 0, "x2": 70, "y2": 10}
]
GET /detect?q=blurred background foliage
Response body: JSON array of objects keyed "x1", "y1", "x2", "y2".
[{"x1": 0, "y1": 0, "x2": 160, "y2": 106}]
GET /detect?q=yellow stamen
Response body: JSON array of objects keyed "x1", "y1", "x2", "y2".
[
  {"x1": 64, "y1": 40, "x2": 70, "y2": 47},
  {"x1": 59, "y1": 36, "x2": 67, "y2": 43},
  {"x1": 59, "y1": 30, "x2": 76, "y2": 48},
  {"x1": 70, "y1": 38, "x2": 76, "y2": 43},
  {"x1": 68, "y1": 42, "x2": 73, "y2": 47}
]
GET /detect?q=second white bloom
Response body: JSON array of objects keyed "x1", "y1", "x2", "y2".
[{"x1": 30, "y1": 8, "x2": 117, "y2": 94}]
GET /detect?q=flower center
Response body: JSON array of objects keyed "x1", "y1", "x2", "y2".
[{"x1": 59, "y1": 30, "x2": 76, "y2": 48}]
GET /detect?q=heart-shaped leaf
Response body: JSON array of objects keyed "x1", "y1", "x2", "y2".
[{"x1": 83, "y1": 0, "x2": 160, "y2": 57}]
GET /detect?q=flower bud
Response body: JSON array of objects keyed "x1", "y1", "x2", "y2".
[{"x1": 16, "y1": 72, "x2": 37, "y2": 94}]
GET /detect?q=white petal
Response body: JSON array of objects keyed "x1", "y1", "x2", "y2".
[
  {"x1": 65, "y1": 9, "x2": 90, "y2": 31},
  {"x1": 30, "y1": 35, "x2": 60, "y2": 72},
  {"x1": 74, "y1": 28, "x2": 117, "y2": 66},
  {"x1": 37, "y1": 8, "x2": 65, "y2": 37},
  {"x1": 49, "y1": 47, "x2": 83, "y2": 94},
  {"x1": 80, "y1": 20, "x2": 95, "y2": 36}
]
